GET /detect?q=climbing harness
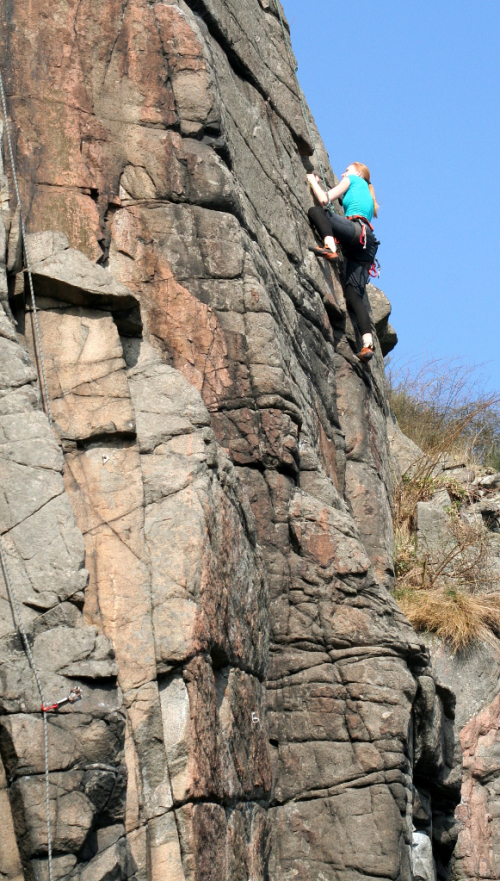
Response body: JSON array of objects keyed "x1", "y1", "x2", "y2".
[
  {"x1": 347, "y1": 215, "x2": 381, "y2": 278},
  {"x1": 0, "y1": 68, "x2": 53, "y2": 428},
  {"x1": 346, "y1": 215, "x2": 374, "y2": 250},
  {"x1": 347, "y1": 215, "x2": 374, "y2": 231},
  {"x1": 272, "y1": 0, "x2": 330, "y2": 199}
]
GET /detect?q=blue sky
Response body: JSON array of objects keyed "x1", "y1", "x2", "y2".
[{"x1": 282, "y1": 0, "x2": 500, "y2": 391}]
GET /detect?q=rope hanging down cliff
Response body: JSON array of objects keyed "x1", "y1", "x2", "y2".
[
  {"x1": 0, "y1": 538, "x2": 56, "y2": 881},
  {"x1": 272, "y1": 0, "x2": 330, "y2": 197},
  {"x1": 0, "y1": 68, "x2": 53, "y2": 428},
  {"x1": 0, "y1": 67, "x2": 83, "y2": 881}
]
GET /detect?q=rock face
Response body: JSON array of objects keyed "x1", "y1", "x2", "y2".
[
  {"x1": 0, "y1": 2, "x2": 462, "y2": 880},
  {"x1": 388, "y1": 425, "x2": 500, "y2": 880}
]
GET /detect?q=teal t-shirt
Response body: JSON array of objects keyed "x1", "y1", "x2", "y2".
[{"x1": 342, "y1": 175, "x2": 374, "y2": 222}]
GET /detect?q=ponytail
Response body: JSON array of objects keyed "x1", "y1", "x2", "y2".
[
  {"x1": 368, "y1": 183, "x2": 379, "y2": 218},
  {"x1": 352, "y1": 162, "x2": 379, "y2": 218}
]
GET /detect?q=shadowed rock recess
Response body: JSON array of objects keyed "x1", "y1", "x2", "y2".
[{"x1": 0, "y1": 2, "x2": 461, "y2": 880}]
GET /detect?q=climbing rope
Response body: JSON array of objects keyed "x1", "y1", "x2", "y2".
[
  {"x1": 0, "y1": 68, "x2": 53, "y2": 428},
  {"x1": 0, "y1": 536, "x2": 54, "y2": 881},
  {"x1": 272, "y1": 0, "x2": 330, "y2": 197},
  {"x1": 0, "y1": 65, "x2": 79, "y2": 881}
]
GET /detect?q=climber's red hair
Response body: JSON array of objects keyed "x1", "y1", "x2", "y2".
[{"x1": 351, "y1": 162, "x2": 379, "y2": 218}]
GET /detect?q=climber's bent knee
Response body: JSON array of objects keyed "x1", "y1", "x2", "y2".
[
  {"x1": 308, "y1": 205, "x2": 323, "y2": 222},
  {"x1": 308, "y1": 206, "x2": 333, "y2": 241}
]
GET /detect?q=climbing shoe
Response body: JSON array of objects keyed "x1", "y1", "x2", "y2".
[
  {"x1": 358, "y1": 346, "x2": 374, "y2": 363},
  {"x1": 309, "y1": 245, "x2": 338, "y2": 261}
]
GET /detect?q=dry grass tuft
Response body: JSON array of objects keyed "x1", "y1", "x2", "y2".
[
  {"x1": 387, "y1": 356, "x2": 500, "y2": 651},
  {"x1": 394, "y1": 587, "x2": 500, "y2": 652}
]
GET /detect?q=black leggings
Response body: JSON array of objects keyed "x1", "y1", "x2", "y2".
[{"x1": 308, "y1": 206, "x2": 374, "y2": 335}]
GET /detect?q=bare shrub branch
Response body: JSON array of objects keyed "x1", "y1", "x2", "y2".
[
  {"x1": 386, "y1": 355, "x2": 500, "y2": 468},
  {"x1": 388, "y1": 355, "x2": 500, "y2": 650}
]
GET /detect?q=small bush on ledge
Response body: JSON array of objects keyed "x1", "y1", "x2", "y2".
[
  {"x1": 387, "y1": 356, "x2": 500, "y2": 651},
  {"x1": 394, "y1": 585, "x2": 500, "y2": 652}
]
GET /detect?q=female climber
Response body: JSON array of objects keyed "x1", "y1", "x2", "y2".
[{"x1": 307, "y1": 162, "x2": 379, "y2": 363}]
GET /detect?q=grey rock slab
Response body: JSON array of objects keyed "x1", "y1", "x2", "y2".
[
  {"x1": 6, "y1": 206, "x2": 22, "y2": 274},
  {"x1": 30, "y1": 306, "x2": 135, "y2": 442},
  {"x1": 0, "y1": 458, "x2": 64, "y2": 531},
  {"x1": 0, "y1": 264, "x2": 7, "y2": 305},
  {"x1": 366, "y1": 283, "x2": 391, "y2": 329},
  {"x1": 0, "y1": 384, "x2": 41, "y2": 417},
  {"x1": 422, "y1": 633, "x2": 500, "y2": 728},
  {"x1": 288, "y1": 488, "x2": 370, "y2": 575},
  {"x1": 188, "y1": 0, "x2": 313, "y2": 152},
  {"x1": 345, "y1": 459, "x2": 395, "y2": 584},
  {"x1": 128, "y1": 354, "x2": 210, "y2": 454},
  {"x1": 416, "y1": 498, "x2": 453, "y2": 554},
  {"x1": 80, "y1": 840, "x2": 126, "y2": 881},
  {"x1": 0, "y1": 214, "x2": 6, "y2": 268},
  {"x1": 0, "y1": 711, "x2": 122, "y2": 777},
  {"x1": 29, "y1": 247, "x2": 138, "y2": 312},
  {"x1": 12, "y1": 771, "x2": 95, "y2": 857},
  {"x1": 0, "y1": 638, "x2": 120, "y2": 715},
  {"x1": 24, "y1": 231, "x2": 70, "y2": 265},
  {"x1": 1, "y1": 493, "x2": 88, "y2": 617},
  {"x1": 412, "y1": 830, "x2": 437, "y2": 881},
  {"x1": 477, "y1": 472, "x2": 500, "y2": 490},
  {"x1": 387, "y1": 417, "x2": 426, "y2": 480},
  {"x1": 299, "y1": 469, "x2": 347, "y2": 512},
  {"x1": 0, "y1": 752, "x2": 24, "y2": 881},
  {"x1": 32, "y1": 625, "x2": 115, "y2": 678},
  {"x1": 0, "y1": 302, "x2": 17, "y2": 342},
  {"x1": 116, "y1": 126, "x2": 187, "y2": 203},
  {"x1": 146, "y1": 811, "x2": 184, "y2": 880},
  {"x1": 379, "y1": 321, "x2": 398, "y2": 356},
  {"x1": 269, "y1": 786, "x2": 412, "y2": 881},
  {"x1": 96, "y1": 824, "x2": 125, "y2": 851},
  {"x1": 124, "y1": 682, "x2": 174, "y2": 822},
  {"x1": 0, "y1": 410, "x2": 63, "y2": 470},
  {"x1": 32, "y1": 855, "x2": 77, "y2": 881},
  {"x1": 129, "y1": 350, "x2": 268, "y2": 675},
  {"x1": 181, "y1": 137, "x2": 237, "y2": 209},
  {"x1": 145, "y1": 203, "x2": 244, "y2": 281},
  {"x1": 0, "y1": 336, "x2": 38, "y2": 393}
]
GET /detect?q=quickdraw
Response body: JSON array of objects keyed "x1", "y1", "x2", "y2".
[
  {"x1": 360, "y1": 223, "x2": 367, "y2": 250},
  {"x1": 369, "y1": 258, "x2": 381, "y2": 278},
  {"x1": 41, "y1": 686, "x2": 82, "y2": 713}
]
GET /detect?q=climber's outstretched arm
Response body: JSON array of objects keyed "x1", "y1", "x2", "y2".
[{"x1": 307, "y1": 173, "x2": 350, "y2": 204}]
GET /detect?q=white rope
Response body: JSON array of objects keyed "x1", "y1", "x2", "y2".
[
  {"x1": 0, "y1": 68, "x2": 53, "y2": 428},
  {"x1": 0, "y1": 535, "x2": 54, "y2": 881},
  {"x1": 0, "y1": 65, "x2": 55, "y2": 881}
]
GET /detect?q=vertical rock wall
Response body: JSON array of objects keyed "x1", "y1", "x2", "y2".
[{"x1": 0, "y1": 1, "x2": 461, "y2": 880}]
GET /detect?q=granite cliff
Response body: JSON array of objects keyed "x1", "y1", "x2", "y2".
[{"x1": 0, "y1": 2, "x2": 464, "y2": 880}]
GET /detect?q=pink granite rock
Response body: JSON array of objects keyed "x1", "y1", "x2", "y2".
[{"x1": 0, "y1": 1, "x2": 462, "y2": 879}]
